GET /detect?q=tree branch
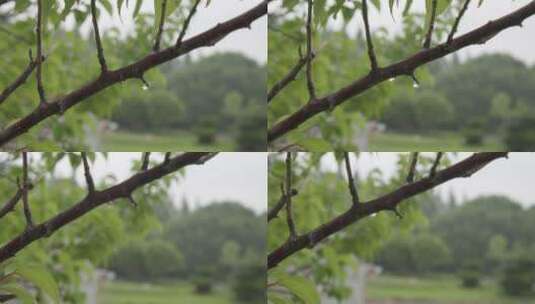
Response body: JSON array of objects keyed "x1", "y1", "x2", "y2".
[
  {"x1": 343, "y1": 152, "x2": 359, "y2": 205},
  {"x1": 423, "y1": 0, "x2": 438, "y2": 48},
  {"x1": 447, "y1": 0, "x2": 472, "y2": 43},
  {"x1": 153, "y1": 0, "x2": 168, "y2": 52},
  {"x1": 176, "y1": 0, "x2": 202, "y2": 48},
  {"x1": 0, "y1": 50, "x2": 39, "y2": 106},
  {"x1": 0, "y1": 1, "x2": 267, "y2": 147},
  {"x1": 267, "y1": 152, "x2": 508, "y2": 269},
  {"x1": 267, "y1": 2, "x2": 535, "y2": 143},
  {"x1": 21, "y1": 152, "x2": 33, "y2": 227},
  {"x1": 91, "y1": 0, "x2": 108, "y2": 73},
  {"x1": 0, "y1": 152, "x2": 214, "y2": 263},
  {"x1": 164, "y1": 152, "x2": 172, "y2": 163},
  {"x1": 305, "y1": 0, "x2": 316, "y2": 101},
  {"x1": 35, "y1": 0, "x2": 46, "y2": 105},
  {"x1": 429, "y1": 152, "x2": 443, "y2": 178},
  {"x1": 141, "y1": 152, "x2": 151, "y2": 171},
  {"x1": 362, "y1": 0, "x2": 378, "y2": 71},
  {"x1": 0, "y1": 295, "x2": 15, "y2": 303},
  {"x1": 81, "y1": 152, "x2": 95, "y2": 194},
  {"x1": 285, "y1": 152, "x2": 297, "y2": 240},
  {"x1": 406, "y1": 152, "x2": 419, "y2": 183}
]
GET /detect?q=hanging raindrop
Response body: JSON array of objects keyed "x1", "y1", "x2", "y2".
[
  {"x1": 142, "y1": 84, "x2": 149, "y2": 91},
  {"x1": 410, "y1": 74, "x2": 420, "y2": 89},
  {"x1": 388, "y1": 77, "x2": 395, "y2": 82}
]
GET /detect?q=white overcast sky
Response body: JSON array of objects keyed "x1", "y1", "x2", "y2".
[
  {"x1": 57, "y1": 153, "x2": 267, "y2": 213},
  {"x1": 320, "y1": 153, "x2": 535, "y2": 208}
]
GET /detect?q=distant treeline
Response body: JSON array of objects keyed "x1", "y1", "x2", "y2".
[
  {"x1": 382, "y1": 54, "x2": 535, "y2": 149},
  {"x1": 107, "y1": 201, "x2": 265, "y2": 303},
  {"x1": 375, "y1": 195, "x2": 535, "y2": 295},
  {"x1": 112, "y1": 52, "x2": 266, "y2": 151}
]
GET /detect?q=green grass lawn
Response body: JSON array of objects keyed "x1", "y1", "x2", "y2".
[
  {"x1": 368, "y1": 132, "x2": 505, "y2": 151},
  {"x1": 98, "y1": 281, "x2": 234, "y2": 304},
  {"x1": 367, "y1": 275, "x2": 535, "y2": 304},
  {"x1": 100, "y1": 130, "x2": 234, "y2": 151}
]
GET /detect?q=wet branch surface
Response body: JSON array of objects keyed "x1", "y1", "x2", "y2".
[
  {"x1": 0, "y1": 152, "x2": 216, "y2": 263},
  {"x1": 0, "y1": 1, "x2": 268, "y2": 147},
  {"x1": 267, "y1": 2, "x2": 535, "y2": 143},
  {"x1": 267, "y1": 152, "x2": 508, "y2": 269}
]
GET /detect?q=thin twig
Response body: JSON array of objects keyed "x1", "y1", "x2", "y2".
[
  {"x1": 305, "y1": 0, "x2": 316, "y2": 100},
  {"x1": 153, "y1": 0, "x2": 168, "y2": 51},
  {"x1": 267, "y1": 48, "x2": 308, "y2": 103},
  {"x1": 0, "y1": 50, "x2": 39, "y2": 105},
  {"x1": 141, "y1": 152, "x2": 151, "y2": 171},
  {"x1": 127, "y1": 195, "x2": 138, "y2": 208},
  {"x1": 423, "y1": 0, "x2": 438, "y2": 48},
  {"x1": 81, "y1": 152, "x2": 95, "y2": 194},
  {"x1": 0, "y1": 185, "x2": 27, "y2": 220},
  {"x1": 35, "y1": 0, "x2": 46, "y2": 105},
  {"x1": 268, "y1": 183, "x2": 298, "y2": 222},
  {"x1": 21, "y1": 152, "x2": 33, "y2": 227},
  {"x1": 447, "y1": 0, "x2": 471, "y2": 43},
  {"x1": 406, "y1": 152, "x2": 419, "y2": 183},
  {"x1": 362, "y1": 0, "x2": 378, "y2": 71},
  {"x1": 164, "y1": 152, "x2": 172, "y2": 163},
  {"x1": 429, "y1": 152, "x2": 443, "y2": 178},
  {"x1": 176, "y1": 0, "x2": 202, "y2": 48},
  {"x1": 91, "y1": 0, "x2": 108, "y2": 73},
  {"x1": 285, "y1": 152, "x2": 297, "y2": 239},
  {"x1": 343, "y1": 152, "x2": 359, "y2": 205}
]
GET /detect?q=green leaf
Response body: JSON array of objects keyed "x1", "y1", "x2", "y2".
[
  {"x1": 269, "y1": 293, "x2": 292, "y2": 304},
  {"x1": 403, "y1": 0, "x2": 413, "y2": 15},
  {"x1": 166, "y1": 0, "x2": 181, "y2": 17},
  {"x1": 370, "y1": 0, "x2": 381, "y2": 11},
  {"x1": 0, "y1": 285, "x2": 34, "y2": 304},
  {"x1": 272, "y1": 272, "x2": 320, "y2": 304},
  {"x1": 154, "y1": 0, "x2": 163, "y2": 27},
  {"x1": 117, "y1": 0, "x2": 125, "y2": 16},
  {"x1": 14, "y1": 263, "x2": 60, "y2": 303},
  {"x1": 59, "y1": 0, "x2": 75, "y2": 22},
  {"x1": 100, "y1": 0, "x2": 113, "y2": 16},
  {"x1": 133, "y1": 0, "x2": 143, "y2": 17},
  {"x1": 298, "y1": 138, "x2": 332, "y2": 151}
]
